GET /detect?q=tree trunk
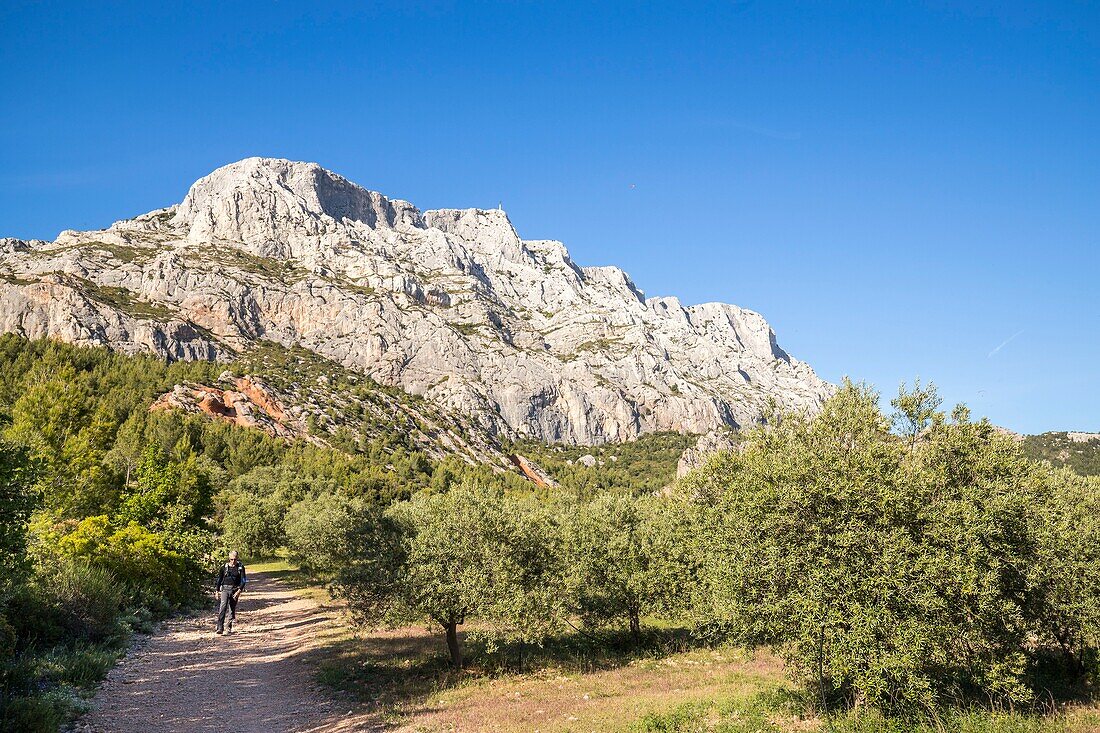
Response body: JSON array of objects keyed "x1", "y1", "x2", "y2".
[
  {"x1": 629, "y1": 609, "x2": 641, "y2": 642},
  {"x1": 444, "y1": 620, "x2": 463, "y2": 669}
]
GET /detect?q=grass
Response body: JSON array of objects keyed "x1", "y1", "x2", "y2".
[
  {"x1": 632, "y1": 688, "x2": 810, "y2": 732},
  {"x1": 1, "y1": 633, "x2": 130, "y2": 733},
  {"x1": 242, "y1": 555, "x2": 331, "y2": 604},
  {"x1": 450, "y1": 322, "x2": 483, "y2": 337},
  {"x1": 303, "y1": 612, "x2": 1100, "y2": 732},
  {"x1": 318, "y1": 273, "x2": 376, "y2": 297},
  {"x1": 0, "y1": 270, "x2": 34, "y2": 285},
  {"x1": 89, "y1": 241, "x2": 153, "y2": 265},
  {"x1": 307, "y1": 613, "x2": 796, "y2": 732},
  {"x1": 818, "y1": 707, "x2": 1100, "y2": 733}
]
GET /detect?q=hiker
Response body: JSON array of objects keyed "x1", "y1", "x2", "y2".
[{"x1": 215, "y1": 550, "x2": 247, "y2": 635}]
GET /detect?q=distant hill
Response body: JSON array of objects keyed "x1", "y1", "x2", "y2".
[{"x1": 1019, "y1": 431, "x2": 1100, "y2": 476}]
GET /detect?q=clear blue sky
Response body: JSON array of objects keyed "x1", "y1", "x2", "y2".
[{"x1": 1, "y1": 1, "x2": 1096, "y2": 433}]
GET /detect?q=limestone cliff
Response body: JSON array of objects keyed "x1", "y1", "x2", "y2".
[{"x1": 0, "y1": 158, "x2": 833, "y2": 444}]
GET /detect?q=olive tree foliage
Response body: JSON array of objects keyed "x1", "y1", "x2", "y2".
[
  {"x1": 683, "y1": 381, "x2": 1095, "y2": 712},
  {"x1": 1028, "y1": 468, "x2": 1100, "y2": 678},
  {"x1": 562, "y1": 492, "x2": 697, "y2": 639},
  {"x1": 283, "y1": 491, "x2": 370, "y2": 574},
  {"x1": 288, "y1": 483, "x2": 565, "y2": 668},
  {"x1": 890, "y1": 377, "x2": 943, "y2": 448}
]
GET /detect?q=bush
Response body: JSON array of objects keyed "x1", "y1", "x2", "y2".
[
  {"x1": 6, "y1": 561, "x2": 125, "y2": 646},
  {"x1": 0, "y1": 440, "x2": 36, "y2": 602},
  {"x1": 0, "y1": 694, "x2": 64, "y2": 733},
  {"x1": 54, "y1": 516, "x2": 203, "y2": 607}
]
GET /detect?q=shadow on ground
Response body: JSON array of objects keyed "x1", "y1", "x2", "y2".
[{"x1": 311, "y1": 620, "x2": 706, "y2": 716}]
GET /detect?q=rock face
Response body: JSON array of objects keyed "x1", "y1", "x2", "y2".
[
  {"x1": 150, "y1": 377, "x2": 312, "y2": 442},
  {"x1": 676, "y1": 430, "x2": 741, "y2": 478},
  {"x1": 0, "y1": 157, "x2": 833, "y2": 444}
]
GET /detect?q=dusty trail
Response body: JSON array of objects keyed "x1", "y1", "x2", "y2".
[{"x1": 78, "y1": 571, "x2": 380, "y2": 733}]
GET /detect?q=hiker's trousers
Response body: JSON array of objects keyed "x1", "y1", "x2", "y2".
[{"x1": 216, "y1": 587, "x2": 240, "y2": 631}]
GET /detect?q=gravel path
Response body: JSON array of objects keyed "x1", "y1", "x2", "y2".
[{"x1": 78, "y1": 571, "x2": 380, "y2": 733}]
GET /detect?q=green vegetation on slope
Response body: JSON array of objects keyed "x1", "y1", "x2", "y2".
[
  {"x1": 510, "y1": 431, "x2": 696, "y2": 494},
  {"x1": 1021, "y1": 431, "x2": 1100, "y2": 476},
  {"x1": 289, "y1": 381, "x2": 1100, "y2": 724}
]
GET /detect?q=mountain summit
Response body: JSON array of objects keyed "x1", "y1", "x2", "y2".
[{"x1": 0, "y1": 158, "x2": 832, "y2": 443}]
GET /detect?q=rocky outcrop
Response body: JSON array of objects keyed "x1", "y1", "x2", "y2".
[
  {"x1": 509, "y1": 455, "x2": 559, "y2": 488},
  {"x1": 150, "y1": 376, "x2": 313, "y2": 442},
  {"x1": 1, "y1": 157, "x2": 833, "y2": 444},
  {"x1": 677, "y1": 430, "x2": 741, "y2": 477}
]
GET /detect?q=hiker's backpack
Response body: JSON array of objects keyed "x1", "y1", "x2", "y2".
[{"x1": 224, "y1": 562, "x2": 246, "y2": 587}]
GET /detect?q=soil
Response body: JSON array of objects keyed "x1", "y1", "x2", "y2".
[{"x1": 76, "y1": 571, "x2": 380, "y2": 733}]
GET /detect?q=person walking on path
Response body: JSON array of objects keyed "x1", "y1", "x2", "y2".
[{"x1": 215, "y1": 550, "x2": 247, "y2": 634}]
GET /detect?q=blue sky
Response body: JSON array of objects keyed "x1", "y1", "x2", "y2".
[{"x1": 1, "y1": 1, "x2": 1096, "y2": 433}]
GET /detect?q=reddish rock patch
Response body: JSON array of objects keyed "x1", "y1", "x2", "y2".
[{"x1": 150, "y1": 377, "x2": 309, "y2": 441}]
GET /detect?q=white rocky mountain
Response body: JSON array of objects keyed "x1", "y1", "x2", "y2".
[{"x1": 0, "y1": 157, "x2": 832, "y2": 444}]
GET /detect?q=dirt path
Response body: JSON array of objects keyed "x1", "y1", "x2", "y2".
[{"x1": 78, "y1": 571, "x2": 380, "y2": 733}]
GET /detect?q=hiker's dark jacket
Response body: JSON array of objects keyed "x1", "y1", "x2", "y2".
[{"x1": 215, "y1": 561, "x2": 247, "y2": 592}]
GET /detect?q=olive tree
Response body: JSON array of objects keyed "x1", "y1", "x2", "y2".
[
  {"x1": 562, "y1": 492, "x2": 696, "y2": 640},
  {"x1": 1026, "y1": 468, "x2": 1100, "y2": 679},
  {"x1": 323, "y1": 484, "x2": 564, "y2": 668},
  {"x1": 686, "y1": 381, "x2": 1072, "y2": 711}
]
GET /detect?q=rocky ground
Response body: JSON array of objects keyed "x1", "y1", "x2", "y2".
[{"x1": 76, "y1": 571, "x2": 380, "y2": 733}]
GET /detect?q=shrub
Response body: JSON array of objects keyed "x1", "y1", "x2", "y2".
[
  {"x1": 0, "y1": 439, "x2": 36, "y2": 600},
  {"x1": 54, "y1": 516, "x2": 203, "y2": 607},
  {"x1": 6, "y1": 561, "x2": 125, "y2": 646},
  {"x1": 0, "y1": 694, "x2": 64, "y2": 733}
]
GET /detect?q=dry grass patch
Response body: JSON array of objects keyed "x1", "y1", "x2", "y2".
[
  {"x1": 310, "y1": 622, "x2": 800, "y2": 732},
  {"x1": 265, "y1": 565, "x2": 1100, "y2": 733}
]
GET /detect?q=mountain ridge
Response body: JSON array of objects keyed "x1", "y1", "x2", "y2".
[{"x1": 0, "y1": 157, "x2": 833, "y2": 444}]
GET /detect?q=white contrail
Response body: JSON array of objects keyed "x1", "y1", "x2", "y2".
[{"x1": 987, "y1": 329, "x2": 1025, "y2": 358}]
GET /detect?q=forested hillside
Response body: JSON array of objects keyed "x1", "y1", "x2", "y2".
[{"x1": 510, "y1": 432, "x2": 695, "y2": 494}]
